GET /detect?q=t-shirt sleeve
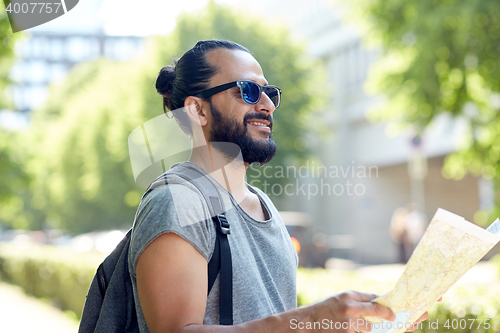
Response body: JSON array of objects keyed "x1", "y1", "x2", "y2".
[{"x1": 128, "y1": 182, "x2": 216, "y2": 276}]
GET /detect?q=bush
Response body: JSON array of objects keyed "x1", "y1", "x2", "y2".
[{"x1": 0, "y1": 242, "x2": 106, "y2": 318}]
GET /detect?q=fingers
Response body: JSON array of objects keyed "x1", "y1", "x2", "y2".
[
  {"x1": 326, "y1": 291, "x2": 396, "y2": 333},
  {"x1": 335, "y1": 291, "x2": 435, "y2": 333},
  {"x1": 337, "y1": 291, "x2": 395, "y2": 323},
  {"x1": 346, "y1": 291, "x2": 379, "y2": 303},
  {"x1": 354, "y1": 319, "x2": 377, "y2": 333},
  {"x1": 357, "y1": 301, "x2": 396, "y2": 322}
]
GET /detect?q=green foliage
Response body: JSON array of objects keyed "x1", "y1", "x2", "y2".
[
  {"x1": 0, "y1": 130, "x2": 29, "y2": 201},
  {"x1": 0, "y1": 0, "x2": 23, "y2": 108},
  {"x1": 297, "y1": 267, "x2": 500, "y2": 333},
  {"x1": 0, "y1": 242, "x2": 106, "y2": 318},
  {"x1": 296, "y1": 267, "x2": 395, "y2": 306},
  {"x1": 349, "y1": 0, "x2": 500, "y2": 129},
  {"x1": 0, "y1": 130, "x2": 31, "y2": 229},
  {"x1": 24, "y1": 3, "x2": 326, "y2": 233},
  {"x1": 491, "y1": 252, "x2": 500, "y2": 276},
  {"x1": 26, "y1": 59, "x2": 148, "y2": 232},
  {"x1": 0, "y1": 1, "x2": 29, "y2": 227}
]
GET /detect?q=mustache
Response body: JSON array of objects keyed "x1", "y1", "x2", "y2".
[{"x1": 243, "y1": 113, "x2": 274, "y2": 129}]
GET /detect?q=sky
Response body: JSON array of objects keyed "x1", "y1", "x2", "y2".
[
  {"x1": 28, "y1": 0, "x2": 247, "y2": 36},
  {"x1": 101, "y1": 0, "x2": 212, "y2": 36}
]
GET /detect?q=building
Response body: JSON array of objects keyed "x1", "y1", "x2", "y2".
[{"x1": 8, "y1": 32, "x2": 143, "y2": 113}]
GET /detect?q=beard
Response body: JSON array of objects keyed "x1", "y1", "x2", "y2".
[{"x1": 209, "y1": 101, "x2": 277, "y2": 165}]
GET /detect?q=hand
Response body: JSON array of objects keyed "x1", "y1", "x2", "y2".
[{"x1": 306, "y1": 291, "x2": 396, "y2": 333}]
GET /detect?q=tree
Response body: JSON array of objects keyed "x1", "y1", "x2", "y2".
[
  {"x1": 0, "y1": 1, "x2": 20, "y2": 104},
  {"x1": 347, "y1": 0, "x2": 500, "y2": 224},
  {"x1": 26, "y1": 2, "x2": 326, "y2": 233},
  {"x1": 0, "y1": 1, "x2": 30, "y2": 229}
]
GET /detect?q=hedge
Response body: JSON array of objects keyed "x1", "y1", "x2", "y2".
[
  {"x1": 1, "y1": 241, "x2": 500, "y2": 332},
  {"x1": 0, "y1": 242, "x2": 106, "y2": 318}
]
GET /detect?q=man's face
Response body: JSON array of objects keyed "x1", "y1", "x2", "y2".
[
  {"x1": 209, "y1": 100, "x2": 276, "y2": 165},
  {"x1": 204, "y1": 49, "x2": 277, "y2": 165}
]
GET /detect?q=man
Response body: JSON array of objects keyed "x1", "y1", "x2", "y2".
[{"x1": 129, "y1": 40, "x2": 425, "y2": 332}]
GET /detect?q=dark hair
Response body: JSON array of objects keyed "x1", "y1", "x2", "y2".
[{"x1": 155, "y1": 40, "x2": 250, "y2": 136}]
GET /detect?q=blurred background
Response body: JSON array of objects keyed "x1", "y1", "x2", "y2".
[{"x1": 1, "y1": 0, "x2": 500, "y2": 331}]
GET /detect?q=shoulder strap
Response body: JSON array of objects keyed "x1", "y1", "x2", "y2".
[
  {"x1": 162, "y1": 164, "x2": 234, "y2": 325},
  {"x1": 210, "y1": 214, "x2": 233, "y2": 325}
]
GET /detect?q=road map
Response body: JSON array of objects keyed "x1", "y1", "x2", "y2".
[{"x1": 367, "y1": 208, "x2": 500, "y2": 333}]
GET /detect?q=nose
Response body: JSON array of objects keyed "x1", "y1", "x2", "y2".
[{"x1": 255, "y1": 91, "x2": 276, "y2": 115}]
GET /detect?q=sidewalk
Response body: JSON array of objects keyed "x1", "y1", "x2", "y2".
[{"x1": 0, "y1": 281, "x2": 79, "y2": 333}]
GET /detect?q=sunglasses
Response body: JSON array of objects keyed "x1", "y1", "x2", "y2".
[{"x1": 195, "y1": 80, "x2": 281, "y2": 109}]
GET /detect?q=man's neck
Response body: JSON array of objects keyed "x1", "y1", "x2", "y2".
[{"x1": 188, "y1": 143, "x2": 250, "y2": 205}]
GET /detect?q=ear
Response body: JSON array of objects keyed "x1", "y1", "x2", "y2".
[{"x1": 184, "y1": 96, "x2": 208, "y2": 127}]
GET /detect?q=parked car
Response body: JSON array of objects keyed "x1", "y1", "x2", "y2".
[
  {"x1": 280, "y1": 211, "x2": 329, "y2": 268},
  {"x1": 66, "y1": 230, "x2": 127, "y2": 253}
]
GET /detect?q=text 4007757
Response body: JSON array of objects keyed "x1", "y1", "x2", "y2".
[{"x1": 427, "y1": 318, "x2": 500, "y2": 330}]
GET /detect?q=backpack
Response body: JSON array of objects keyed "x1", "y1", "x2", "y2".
[{"x1": 78, "y1": 165, "x2": 234, "y2": 332}]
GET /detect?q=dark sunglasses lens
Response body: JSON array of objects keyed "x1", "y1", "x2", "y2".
[
  {"x1": 265, "y1": 88, "x2": 280, "y2": 108},
  {"x1": 241, "y1": 81, "x2": 260, "y2": 103}
]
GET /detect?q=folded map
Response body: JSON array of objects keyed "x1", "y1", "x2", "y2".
[{"x1": 367, "y1": 208, "x2": 500, "y2": 333}]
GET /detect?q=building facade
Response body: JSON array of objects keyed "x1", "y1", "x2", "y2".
[{"x1": 8, "y1": 32, "x2": 143, "y2": 113}]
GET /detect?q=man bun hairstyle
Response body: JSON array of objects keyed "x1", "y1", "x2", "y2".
[
  {"x1": 155, "y1": 39, "x2": 250, "y2": 136},
  {"x1": 155, "y1": 64, "x2": 177, "y2": 111}
]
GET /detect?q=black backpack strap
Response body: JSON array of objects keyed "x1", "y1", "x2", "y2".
[
  {"x1": 169, "y1": 165, "x2": 233, "y2": 325},
  {"x1": 211, "y1": 211, "x2": 233, "y2": 325},
  {"x1": 207, "y1": 194, "x2": 226, "y2": 295},
  {"x1": 207, "y1": 225, "x2": 220, "y2": 294},
  {"x1": 96, "y1": 263, "x2": 107, "y2": 297}
]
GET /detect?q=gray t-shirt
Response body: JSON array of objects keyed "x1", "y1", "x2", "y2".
[{"x1": 128, "y1": 162, "x2": 298, "y2": 331}]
